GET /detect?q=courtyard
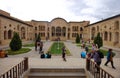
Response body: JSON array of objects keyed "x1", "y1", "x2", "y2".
[{"x1": 0, "y1": 41, "x2": 120, "y2": 78}]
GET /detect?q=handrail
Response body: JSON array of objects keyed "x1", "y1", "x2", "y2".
[
  {"x1": 86, "y1": 58, "x2": 114, "y2": 78},
  {"x1": 0, "y1": 57, "x2": 28, "y2": 78}
]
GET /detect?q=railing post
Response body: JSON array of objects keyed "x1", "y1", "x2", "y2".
[
  {"x1": 24, "y1": 57, "x2": 28, "y2": 71},
  {"x1": 86, "y1": 58, "x2": 90, "y2": 71}
]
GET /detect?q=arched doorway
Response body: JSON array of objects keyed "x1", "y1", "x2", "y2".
[
  {"x1": 21, "y1": 27, "x2": 25, "y2": 39},
  {"x1": 91, "y1": 27, "x2": 95, "y2": 40},
  {"x1": 114, "y1": 32, "x2": 119, "y2": 45},
  {"x1": 8, "y1": 30, "x2": 12, "y2": 39},
  {"x1": 104, "y1": 31, "x2": 108, "y2": 41}
]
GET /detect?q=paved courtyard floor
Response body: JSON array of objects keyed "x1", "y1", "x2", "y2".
[{"x1": 0, "y1": 41, "x2": 120, "y2": 78}]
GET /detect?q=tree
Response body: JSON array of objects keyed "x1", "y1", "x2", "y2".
[
  {"x1": 76, "y1": 34, "x2": 80, "y2": 43},
  {"x1": 9, "y1": 32, "x2": 22, "y2": 51},
  {"x1": 36, "y1": 34, "x2": 41, "y2": 42},
  {"x1": 94, "y1": 33, "x2": 103, "y2": 48}
]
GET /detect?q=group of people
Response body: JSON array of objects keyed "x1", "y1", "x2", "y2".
[
  {"x1": 81, "y1": 42, "x2": 116, "y2": 73},
  {"x1": 35, "y1": 40, "x2": 52, "y2": 59},
  {"x1": 35, "y1": 40, "x2": 43, "y2": 54},
  {"x1": 40, "y1": 51, "x2": 51, "y2": 59},
  {"x1": 87, "y1": 47, "x2": 116, "y2": 73}
]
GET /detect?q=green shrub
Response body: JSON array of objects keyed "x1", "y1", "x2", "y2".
[
  {"x1": 76, "y1": 34, "x2": 80, "y2": 43},
  {"x1": 9, "y1": 32, "x2": 22, "y2": 51},
  {"x1": 94, "y1": 33, "x2": 103, "y2": 48},
  {"x1": 36, "y1": 34, "x2": 41, "y2": 42}
]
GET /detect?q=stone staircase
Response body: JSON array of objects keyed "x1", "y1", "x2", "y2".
[{"x1": 28, "y1": 68, "x2": 86, "y2": 78}]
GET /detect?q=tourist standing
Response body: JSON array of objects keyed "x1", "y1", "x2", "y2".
[
  {"x1": 35, "y1": 40, "x2": 37, "y2": 51},
  {"x1": 62, "y1": 46, "x2": 66, "y2": 61},
  {"x1": 85, "y1": 45, "x2": 89, "y2": 54},
  {"x1": 104, "y1": 49, "x2": 116, "y2": 69},
  {"x1": 90, "y1": 50, "x2": 102, "y2": 72},
  {"x1": 39, "y1": 42, "x2": 43, "y2": 54}
]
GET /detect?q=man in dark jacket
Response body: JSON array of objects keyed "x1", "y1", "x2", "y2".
[{"x1": 104, "y1": 49, "x2": 115, "y2": 69}]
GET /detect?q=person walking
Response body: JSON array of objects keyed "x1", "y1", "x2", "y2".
[
  {"x1": 62, "y1": 46, "x2": 66, "y2": 61},
  {"x1": 104, "y1": 49, "x2": 116, "y2": 69}
]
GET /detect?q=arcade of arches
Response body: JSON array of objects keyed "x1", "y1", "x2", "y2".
[{"x1": 0, "y1": 10, "x2": 120, "y2": 48}]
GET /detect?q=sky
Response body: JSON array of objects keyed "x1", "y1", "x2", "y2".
[{"x1": 0, "y1": 0, "x2": 120, "y2": 23}]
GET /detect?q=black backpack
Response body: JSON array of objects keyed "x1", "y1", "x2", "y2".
[{"x1": 98, "y1": 51, "x2": 104, "y2": 58}]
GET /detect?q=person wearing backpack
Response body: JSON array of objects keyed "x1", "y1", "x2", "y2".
[
  {"x1": 90, "y1": 49, "x2": 102, "y2": 73},
  {"x1": 85, "y1": 45, "x2": 89, "y2": 54},
  {"x1": 104, "y1": 49, "x2": 116, "y2": 69}
]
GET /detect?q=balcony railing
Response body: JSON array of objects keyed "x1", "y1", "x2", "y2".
[
  {"x1": 0, "y1": 57, "x2": 28, "y2": 78},
  {"x1": 86, "y1": 58, "x2": 114, "y2": 78}
]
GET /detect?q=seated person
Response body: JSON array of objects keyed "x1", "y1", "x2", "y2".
[
  {"x1": 40, "y1": 52, "x2": 45, "y2": 58},
  {"x1": 45, "y1": 51, "x2": 51, "y2": 58},
  {"x1": 80, "y1": 50, "x2": 86, "y2": 58},
  {"x1": 0, "y1": 49, "x2": 8, "y2": 58}
]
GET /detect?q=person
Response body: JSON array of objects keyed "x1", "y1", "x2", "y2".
[
  {"x1": 86, "y1": 50, "x2": 93, "y2": 71},
  {"x1": 62, "y1": 46, "x2": 66, "y2": 61},
  {"x1": 90, "y1": 49, "x2": 102, "y2": 73},
  {"x1": 40, "y1": 51, "x2": 45, "y2": 58},
  {"x1": 104, "y1": 49, "x2": 116, "y2": 69},
  {"x1": 35, "y1": 40, "x2": 37, "y2": 51},
  {"x1": 0, "y1": 49, "x2": 8, "y2": 58},
  {"x1": 45, "y1": 51, "x2": 51, "y2": 58},
  {"x1": 85, "y1": 45, "x2": 89, "y2": 54},
  {"x1": 81, "y1": 50, "x2": 86, "y2": 58},
  {"x1": 39, "y1": 41, "x2": 43, "y2": 54}
]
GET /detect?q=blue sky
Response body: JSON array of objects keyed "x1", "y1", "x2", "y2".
[{"x1": 0, "y1": 0, "x2": 120, "y2": 23}]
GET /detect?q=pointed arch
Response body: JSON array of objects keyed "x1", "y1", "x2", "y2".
[
  {"x1": 104, "y1": 31, "x2": 108, "y2": 41},
  {"x1": 51, "y1": 26, "x2": 55, "y2": 36},
  {"x1": 62, "y1": 27, "x2": 66, "y2": 37},
  {"x1": 8, "y1": 30, "x2": 12, "y2": 39},
  {"x1": 109, "y1": 32, "x2": 112, "y2": 41},
  {"x1": 91, "y1": 27, "x2": 96, "y2": 40},
  {"x1": 56, "y1": 27, "x2": 61, "y2": 36},
  {"x1": 4, "y1": 30, "x2": 7, "y2": 39},
  {"x1": 21, "y1": 27, "x2": 25, "y2": 39},
  {"x1": 114, "y1": 21, "x2": 119, "y2": 30},
  {"x1": 114, "y1": 32, "x2": 119, "y2": 43}
]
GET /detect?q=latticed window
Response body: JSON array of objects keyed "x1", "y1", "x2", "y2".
[
  {"x1": 8, "y1": 30, "x2": 12, "y2": 39},
  {"x1": 114, "y1": 21, "x2": 119, "y2": 30},
  {"x1": 35, "y1": 27, "x2": 37, "y2": 30},
  {"x1": 80, "y1": 27, "x2": 83, "y2": 31},
  {"x1": 56, "y1": 27, "x2": 61, "y2": 36},
  {"x1": 51, "y1": 27, "x2": 55, "y2": 36},
  {"x1": 21, "y1": 27, "x2": 25, "y2": 39},
  {"x1": 62, "y1": 27, "x2": 66, "y2": 37},
  {"x1": 104, "y1": 31, "x2": 108, "y2": 41},
  {"x1": 109, "y1": 32, "x2": 112, "y2": 41},
  {"x1": 91, "y1": 27, "x2": 95, "y2": 40},
  {"x1": 17, "y1": 25, "x2": 20, "y2": 30},
  {"x1": 4, "y1": 30, "x2": 7, "y2": 39}
]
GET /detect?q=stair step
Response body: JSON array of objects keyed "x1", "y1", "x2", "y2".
[
  {"x1": 28, "y1": 73, "x2": 86, "y2": 78},
  {"x1": 28, "y1": 76, "x2": 86, "y2": 78},
  {"x1": 30, "y1": 68, "x2": 85, "y2": 73},
  {"x1": 28, "y1": 72, "x2": 86, "y2": 76},
  {"x1": 28, "y1": 68, "x2": 86, "y2": 78}
]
